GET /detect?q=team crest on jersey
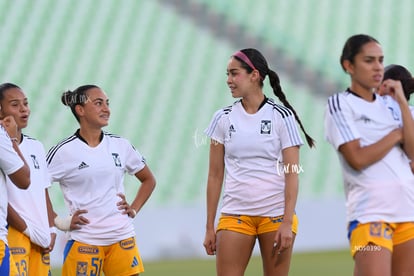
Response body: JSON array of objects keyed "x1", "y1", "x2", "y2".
[
  {"x1": 261, "y1": 120, "x2": 271, "y2": 134},
  {"x1": 112, "y1": 153, "x2": 122, "y2": 167},
  {"x1": 30, "y1": 154, "x2": 40, "y2": 169},
  {"x1": 387, "y1": 106, "x2": 401, "y2": 121},
  {"x1": 76, "y1": 261, "x2": 88, "y2": 276}
]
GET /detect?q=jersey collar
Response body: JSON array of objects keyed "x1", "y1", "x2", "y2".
[
  {"x1": 75, "y1": 129, "x2": 104, "y2": 145},
  {"x1": 346, "y1": 88, "x2": 376, "y2": 101}
]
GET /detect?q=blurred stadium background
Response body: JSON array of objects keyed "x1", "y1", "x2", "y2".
[{"x1": 1, "y1": 0, "x2": 413, "y2": 269}]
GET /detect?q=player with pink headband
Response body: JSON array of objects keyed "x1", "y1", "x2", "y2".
[{"x1": 203, "y1": 48, "x2": 314, "y2": 276}]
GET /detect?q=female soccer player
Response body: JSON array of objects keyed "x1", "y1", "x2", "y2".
[
  {"x1": 0, "y1": 83, "x2": 56, "y2": 275},
  {"x1": 46, "y1": 85, "x2": 156, "y2": 276},
  {"x1": 324, "y1": 34, "x2": 414, "y2": 276},
  {"x1": 203, "y1": 48, "x2": 314, "y2": 276},
  {"x1": 0, "y1": 114, "x2": 30, "y2": 275}
]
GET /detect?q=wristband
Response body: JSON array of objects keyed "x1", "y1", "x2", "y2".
[
  {"x1": 23, "y1": 227, "x2": 30, "y2": 237},
  {"x1": 131, "y1": 209, "x2": 137, "y2": 218},
  {"x1": 50, "y1": 226, "x2": 57, "y2": 234},
  {"x1": 54, "y1": 215, "x2": 72, "y2": 231}
]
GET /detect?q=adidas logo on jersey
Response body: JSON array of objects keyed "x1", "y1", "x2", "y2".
[
  {"x1": 78, "y1": 162, "x2": 89, "y2": 169},
  {"x1": 131, "y1": 256, "x2": 139, "y2": 267},
  {"x1": 228, "y1": 124, "x2": 236, "y2": 138}
]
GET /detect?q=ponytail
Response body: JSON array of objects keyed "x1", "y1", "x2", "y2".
[
  {"x1": 233, "y1": 48, "x2": 315, "y2": 148},
  {"x1": 268, "y1": 69, "x2": 315, "y2": 148}
]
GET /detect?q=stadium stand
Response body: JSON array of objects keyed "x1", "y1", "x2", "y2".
[{"x1": 1, "y1": 0, "x2": 413, "y2": 263}]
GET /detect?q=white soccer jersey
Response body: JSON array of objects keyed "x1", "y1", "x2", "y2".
[
  {"x1": 324, "y1": 90, "x2": 414, "y2": 223},
  {"x1": 205, "y1": 98, "x2": 303, "y2": 217},
  {"x1": 6, "y1": 134, "x2": 51, "y2": 247},
  {"x1": 0, "y1": 126, "x2": 24, "y2": 244},
  {"x1": 46, "y1": 131, "x2": 146, "y2": 246}
]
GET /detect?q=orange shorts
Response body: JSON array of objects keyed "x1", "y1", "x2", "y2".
[
  {"x1": 62, "y1": 237, "x2": 143, "y2": 276},
  {"x1": 8, "y1": 226, "x2": 50, "y2": 275},
  {"x1": 217, "y1": 213, "x2": 298, "y2": 236},
  {"x1": 348, "y1": 221, "x2": 414, "y2": 257}
]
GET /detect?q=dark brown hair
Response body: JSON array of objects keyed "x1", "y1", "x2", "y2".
[
  {"x1": 234, "y1": 48, "x2": 315, "y2": 147},
  {"x1": 383, "y1": 64, "x2": 414, "y2": 100},
  {"x1": 61, "y1": 85, "x2": 98, "y2": 122},
  {"x1": 340, "y1": 34, "x2": 379, "y2": 72}
]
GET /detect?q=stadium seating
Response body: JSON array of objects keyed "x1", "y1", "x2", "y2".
[{"x1": 2, "y1": 0, "x2": 413, "y2": 208}]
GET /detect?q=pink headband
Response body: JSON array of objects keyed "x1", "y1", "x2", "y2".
[
  {"x1": 233, "y1": 51, "x2": 264, "y2": 81},
  {"x1": 233, "y1": 51, "x2": 257, "y2": 71}
]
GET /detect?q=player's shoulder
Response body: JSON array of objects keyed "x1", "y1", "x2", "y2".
[
  {"x1": 103, "y1": 131, "x2": 128, "y2": 142},
  {"x1": 46, "y1": 134, "x2": 77, "y2": 162},
  {"x1": 326, "y1": 90, "x2": 353, "y2": 114},
  {"x1": 266, "y1": 97, "x2": 294, "y2": 118},
  {"x1": 22, "y1": 134, "x2": 45, "y2": 150},
  {"x1": 51, "y1": 134, "x2": 77, "y2": 149},
  {"x1": 22, "y1": 134, "x2": 41, "y2": 144},
  {"x1": 103, "y1": 131, "x2": 132, "y2": 147},
  {"x1": 210, "y1": 100, "x2": 240, "y2": 120},
  {"x1": 327, "y1": 90, "x2": 350, "y2": 102},
  {"x1": 221, "y1": 100, "x2": 240, "y2": 114}
]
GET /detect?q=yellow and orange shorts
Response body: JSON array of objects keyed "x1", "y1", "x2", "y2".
[
  {"x1": 217, "y1": 213, "x2": 298, "y2": 236},
  {"x1": 348, "y1": 220, "x2": 414, "y2": 257},
  {"x1": 62, "y1": 237, "x2": 143, "y2": 276},
  {"x1": 0, "y1": 240, "x2": 19, "y2": 276}
]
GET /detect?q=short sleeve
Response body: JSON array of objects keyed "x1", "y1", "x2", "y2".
[
  {"x1": 40, "y1": 149, "x2": 52, "y2": 189},
  {"x1": 273, "y1": 105, "x2": 303, "y2": 149},
  {"x1": 204, "y1": 109, "x2": 229, "y2": 144},
  {"x1": 0, "y1": 127, "x2": 24, "y2": 175},
  {"x1": 124, "y1": 140, "x2": 146, "y2": 175},
  {"x1": 324, "y1": 93, "x2": 360, "y2": 149},
  {"x1": 46, "y1": 149, "x2": 66, "y2": 182}
]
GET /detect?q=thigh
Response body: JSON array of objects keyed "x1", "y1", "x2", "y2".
[
  {"x1": 216, "y1": 230, "x2": 256, "y2": 276},
  {"x1": 8, "y1": 227, "x2": 31, "y2": 275},
  {"x1": 62, "y1": 240, "x2": 104, "y2": 276},
  {"x1": 349, "y1": 222, "x2": 393, "y2": 276},
  {"x1": 392, "y1": 223, "x2": 414, "y2": 276},
  {"x1": 354, "y1": 244, "x2": 392, "y2": 276},
  {"x1": 103, "y1": 237, "x2": 143, "y2": 276},
  {"x1": 258, "y1": 231, "x2": 295, "y2": 276}
]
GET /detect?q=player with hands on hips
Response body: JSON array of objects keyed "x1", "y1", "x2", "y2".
[{"x1": 47, "y1": 85, "x2": 155, "y2": 276}]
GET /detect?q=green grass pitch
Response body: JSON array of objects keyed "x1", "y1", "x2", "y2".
[{"x1": 50, "y1": 249, "x2": 353, "y2": 275}]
